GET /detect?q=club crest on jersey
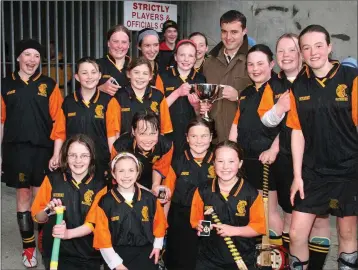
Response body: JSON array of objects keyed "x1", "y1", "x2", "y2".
[
  {"x1": 6, "y1": 89, "x2": 16, "y2": 95},
  {"x1": 150, "y1": 101, "x2": 159, "y2": 113},
  {"x1": 19, "y1": 173, "x2": 26, "y2": 182},
  {"x1": 329, "y1": 199, "x2": 339, "y2": 209},
  {"x1": 111, "y1": 215, "x2": 120, "y2": 221},
  {"x1": 235, "y1": 200, "x2": 247, "y2": 217},
  {"x1": 207, "y1": 165, "x2": 216, "y2": 179},
  {"x1": 95, "y1": 105, "x2": 104, "y2": 119},
  {"x1": 142, "y1": 206, "x2": 149, "y2": 222},
  {"x1": 335, "y1": 84, "x2": 348, "y2": 101},
  {"x1": 38, "y1": 84, "x2": 47, "y2": 97},
  {"x1": 82, "y1": 189, "x2": 94, "y2": 206}
]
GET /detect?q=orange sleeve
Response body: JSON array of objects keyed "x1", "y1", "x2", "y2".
[
  {"x1": 106, "y1": 98, "x2": 121, "y2": 137},
  {"x1": 153, "y1": 143, "x2": 173, "y2": 178},
  {"x1": 153, "y1": 200, "x2": 168, "y2": 238},
  {"x1": 31, "y1": 176, "x2": 52, "y2": 223},
  {"x1": 1, "y1": 96, "x2": 6, "y2": 123},
  {"x1": 248, "y1": 194, "x2": 266, "y2": 235},
  {"x1": 85, "y1": 186, "x2": 108, "y2": 228},
  {"x1": 286, "y1": 90, "x2": 301, "y2": 130},
  {"x1": 159, "y1": 98, "x2": 173, "y2": 134},
  {"x1": 111, "y1": 145, "x2": 118, "y2": 160},
  {"x1": 352, "y1": 77, "x2": 357, "y2": 126},
  {"x1": 257, "y1": 83, "x2": 275, "y2": 118},
  {"x1": 155, "y1": 75, "x2": 164, "y2": 94},
  {"x1": 93, "y1": 205, "x2": 113, "y2": 249},
  {"x1": 190, "y1": 188, "x2": 204, "y2": 228},
  {"x1": 232, "y1": 107, "x2": 240, "y2": 125},
  {"x1": 162, "y1": 166, "x2": 177, "y2": 194},
  {"x1": 50, "y1": 108, "x2": 66, "y2": 141},
  {"x1": 49, "y1": 84, "x2": 64, "y2": 121}
]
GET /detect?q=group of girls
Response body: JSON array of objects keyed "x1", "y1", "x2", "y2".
[{"x1": 1, "y1": 19, "x2": 357, "y2": 270}]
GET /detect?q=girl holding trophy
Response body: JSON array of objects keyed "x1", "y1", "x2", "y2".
[{"x1": 156, "y1": 39, "x2": 206, "y2": 156}]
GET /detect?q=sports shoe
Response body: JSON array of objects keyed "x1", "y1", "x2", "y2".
[{"x1": 22, "y1": 247, "x2": 37, "y2": 268}]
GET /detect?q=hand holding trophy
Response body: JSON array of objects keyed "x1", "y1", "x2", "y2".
[{"x1": 190, "y1": 83, "x2": 225, "y2": 122}]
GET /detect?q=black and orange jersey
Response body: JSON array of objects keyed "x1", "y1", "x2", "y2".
[
  {"x1": 51, "y1": 89, "x2": 114, "y2": 167},
  {"x1": 287, "y1": 62, "x2": 358, "y2": 179},
  {"x1": 93, "y1": 184, "x2": 167, "y2": 249},
  {"x1": 190, "y1": 178, "x2": 265, "y2": 267},
  {"x1": 111, "y1": 132, "x2": 173, "y2": 189},
  {"x1": 106, "y1": 85, "x2": 173, "y2": 136},
  {"x1": 97, "y1": 54, "x2": 130, "y2": 87},
  {"x1": 257, "y1": 72, "x2": 294, "y2": 155},
  {"x1": 170, "y1": 147, "x2": 215, "y2": 207},
  {"x1": 233, "y1": 82, "x2": 280, "y2": 159},
  {"x1": 156, "y1": 66, "x2": 206, "y2": 154},
  {"x1": 1, "y1": 71, "x2": 63, "y2": 147},
  {"x1": 31, "y1": 171, "x2": 105, "y2": 259}
]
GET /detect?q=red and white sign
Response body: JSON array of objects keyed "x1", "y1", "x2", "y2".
[{"x1": 123, "y1": 1, "x2": 177, "y2": 32}]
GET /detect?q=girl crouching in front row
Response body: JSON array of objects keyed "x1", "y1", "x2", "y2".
[{"x1": 93, "y1": 152, "x2": 167, "y2": 270}]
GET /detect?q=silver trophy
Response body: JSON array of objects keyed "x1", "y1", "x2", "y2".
[{"x1": 190, "y1": 83, "x2": 224, "y2": 122}]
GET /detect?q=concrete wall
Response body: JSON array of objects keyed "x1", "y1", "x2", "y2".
[{"x1": 187, "y1": 1, "x2": 357, "y2": 61}]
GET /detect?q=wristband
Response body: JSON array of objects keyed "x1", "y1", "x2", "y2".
[{"x1": 44, "y1": 207, "x2": 52, "y2": 216}]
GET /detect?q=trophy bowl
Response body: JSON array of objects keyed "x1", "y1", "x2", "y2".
[{"x1": 190, "y1": 83, "x2": 224, "y2": 122}]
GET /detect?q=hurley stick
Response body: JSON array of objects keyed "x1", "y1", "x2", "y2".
[
  {"x1": 204, "y1": 207, "x2": 248, "y2": 270},
  {"x1": 258, "y1": 164, "x2": 273, "y2": 269},
  {"x1": 50, "y1": 206, "x2": 65, "y2": 270}
]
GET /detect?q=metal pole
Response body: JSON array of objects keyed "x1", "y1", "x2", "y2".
[
  {"x1": 46, "y1": 1, "x2": 50, "y2": 77},
  {"x1": 54, "y1": 1, "x2": 59, "y2": 84},
  {"x1": 71, "y1": 1, "x2": 76, "y2": 92},
  {"x1": 29, "y1": 1, "x2": 33, "y2": 38},
  {"x1": 63, "y1": 1, "x2": 68, "y2": 96}
]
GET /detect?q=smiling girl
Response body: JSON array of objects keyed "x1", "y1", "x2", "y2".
[
  {"x1": 165, "y1": 118, "x2": 214, "y2": 270},
  {"x1": 229, "y1": 44, "x2": 282, "y2": 248},
  {"x1": 97, "y1": 25, "x2": 131, "y2": 96},
  {"x1": 189, "y1": 32, "x2": 209, "y2": 73},
  {"x1": 50, "y1": 57, "x2": 115, "y2": 182},
  {"x1": 287, "y1": 25, "x2": 358, "y2": 270},
  {"x1": 93, "y1": 152, "x2": 167, "y2": 270},
  {"x1": 258, "y1": 34, "x2": 331, "y2": 269},
  {"x1": 1, "y1": 39, "x2": 63, "y2": 267},
  {"x1": 137, "y1": 28, "x2": 160, "y2": 85},
  {"x1": 190, "y1": 140, "x2": 265, "y2": 270},
  {"x1": 111, "y1": 111, "x2": 173, "y2": 204},
  {"x1": 156, "y1": 39, "x2": 206, "y2": 156},
  {"x1": 106, "y1": 57, "x2": 173, "y2": 150},
  {"x1": 31, "y1": 134, "x2": 104, "y2": 270}
]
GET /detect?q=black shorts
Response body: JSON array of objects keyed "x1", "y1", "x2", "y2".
[
  {"x1": 108, "y1": 244, "x2": 158, "y2": 270},
  {"x1": 165, "y1": 202, "x2": 198, "y2": 270},
  {"x1": 2, "y1": 143, "x2": 51, "y2": 188},
  {"x1": 293, "y1": 167, "x2": 358, "y2": 217},
  {"x1": 272, "y1": 153, "x2": 294, "y2": 213},
  {"x1": 43, "y1": 256, "x2": 101, "y2": 270},
  {"x1": 242, "y1": 158, "x2": 278, "y2": 191}
]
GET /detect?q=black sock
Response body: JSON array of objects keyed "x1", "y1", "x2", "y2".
[
  {"x1": 307, "y1": 237, "x2": 330, "y2": 270},
  {"x1": 17, "y1": 211, "x2": 36, "y2": 249},
  {"x1": 282, "y1": 231, "x2": 290, "y2": 250}
]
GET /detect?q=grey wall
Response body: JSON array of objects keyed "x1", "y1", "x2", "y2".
[{"x1": 188, "y1": 1, "x2": 357, "y2": 61}]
